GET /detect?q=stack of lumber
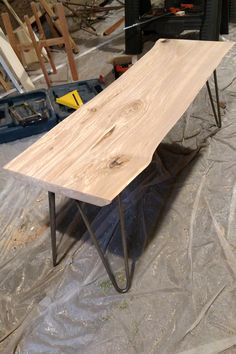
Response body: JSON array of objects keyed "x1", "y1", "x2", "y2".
[
  {"x1": 0, "y1": 28, "x2": 35, "y2": 92},
  {"x1": 0, "y1": 0, "x2": 79, "y2": 92}
]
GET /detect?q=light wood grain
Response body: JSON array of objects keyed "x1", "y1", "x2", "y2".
[
  {"x1": 23, "y1": 2, "x2": 78, "y2": 87},
  {"x1": 14, "y1": 27, "x2": 38, "y2": 65},
  {"x1": 0, "y1": 28, "x2": 35, "y2": 91},
  {"x1": 0, "y1": 69, "x2": 10, "y2": 91},
  {"x1": 4, "y1": 39, "x2": 234, "y2": 206},
  {"x1": 38, "y1": 0, "x2": 79, "y2": 53},
  {"x1": 1, "y1": 0, "x2": 49, "y2": 61}
]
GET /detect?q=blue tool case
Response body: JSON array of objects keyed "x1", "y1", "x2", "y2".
[
  {"x1": 49, "y1": 79, "x2": 104, "y2": 120},
  {"x1": 0, "y1": 89, "x2": 57, "y2": 144},
  {"x1": 0, "y1": 79, "x2": 104, "y2": 144}
]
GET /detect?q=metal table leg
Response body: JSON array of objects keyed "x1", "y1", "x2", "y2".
[
  {"x1": 206, "y1": 70, "x2": 222, "y2": 128},
  {"x1": 48, "y1": 191, "x2": 57, "y2": 266},
  {"x1": 48, "y1": 192, "x2": 132, "y2": 293},
  {"x1": 76, "y1": 196, "x2": 131, "y2": 293}
]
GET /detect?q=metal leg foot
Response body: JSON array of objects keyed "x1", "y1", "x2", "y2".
[
  {"x1": 206, "y1": 70, "x2": 222, "y2": 128},
  {"x1": 48, "y1": 191, "x2": 57, "y2": 266},
  {"x1": 76, "y1": 195, "x2": 131, "y2": 293}
]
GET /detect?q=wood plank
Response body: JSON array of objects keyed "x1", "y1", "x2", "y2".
[
  {"x1": 0, "y1": 28, "x2": 35, "y2": 91},
  {"x1": 0, "y1": 69, "x2": 11, "y2": 91},
  {"x1": 4, "y1": 39, "x2": 234, "y2": 206},
  {"x1": 30, "y1": 2, "x2": 57, "y2": 75},
  {"x1": 1, "y1": 12, "x2": 22, "y2": 61},
  {"x1": 56, "y1": 2, "x2": 79, "y2": 81},
  {"x1": 14, "y1": 27, "x2": 38, "y2": 65},
  {"x1": 1, "y1": 0, "x2": 49, "y2": 61},
  {"x1": 103, "y1": 17, "x2": 125, "y2": 36},
  {"x1": 38, "y1": 0, "x2": 79, "y2": 53},
  {"x1": 24, "y1": 15, "x2": 52, "y2": 87}
]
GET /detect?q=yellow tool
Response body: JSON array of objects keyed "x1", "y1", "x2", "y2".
[{"x1": 56, "y1": 90, "x2": 83, "y2": 110}]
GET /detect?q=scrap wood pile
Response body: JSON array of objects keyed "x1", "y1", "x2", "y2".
[
  {"x1": 61, "y1": 0, "x2": 124, "y2": 35},
  {"x1": 0, "y1": 0, "x2": 124, "y2": 93},
  {"x1": 0, "y1": 0, "x2": 79, "y2": 92}
]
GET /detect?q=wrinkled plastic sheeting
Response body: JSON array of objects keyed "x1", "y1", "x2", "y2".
[{"x1": 1, "y1": 43, "x2": 236, "y2": 354}]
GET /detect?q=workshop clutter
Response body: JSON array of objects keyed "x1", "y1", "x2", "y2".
[{"x1": 0, "y1": 79, "x2": 104, "y2": 143}]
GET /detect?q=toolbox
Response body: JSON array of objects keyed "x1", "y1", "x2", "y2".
[
  {"x1": 0, "y1": 90, "x2": 57, "y2": 144},
  {"x1": 0, "y1": 79, "x2": 104, "y2": 144},
  {"x1": 49, "y1": 79, "x2": 104, "y2": 120}
]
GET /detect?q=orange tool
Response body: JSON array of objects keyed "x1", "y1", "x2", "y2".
[
  {"x1": 180, "y1": 4, "x2": 194, "y2": 9},
  {"x1": 169, "y1": 7, "x2": 181, "y2": 14}
]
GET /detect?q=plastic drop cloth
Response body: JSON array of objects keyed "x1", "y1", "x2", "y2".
[{"x1": 1, "y1": 36, "x2": 236, "y2": 354}]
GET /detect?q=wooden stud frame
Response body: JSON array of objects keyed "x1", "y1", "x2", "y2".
[{"x1": 24, "y1": 2, "x2": 79, "y2": 87}]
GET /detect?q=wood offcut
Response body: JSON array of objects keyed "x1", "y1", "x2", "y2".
[{"x1": 0, "y1": 28, "x2": 35, "y2": 91}]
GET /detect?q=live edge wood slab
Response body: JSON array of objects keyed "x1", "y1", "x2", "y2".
[{"x1": 4, "y1": 39, "x2": 234, "y2": 207}]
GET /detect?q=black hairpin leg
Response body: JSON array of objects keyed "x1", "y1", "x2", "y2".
[
  {"x1": 48, "y1": 191, "x2": 131, "y2": 293},
  {"x1": 48, "y1": 191, "x2": 57, "y2": 266},
  {"x1": 76, "y1": 196, "x2": 131, "y2": 293},
  {"x1": 206, "y1": 70, "x2": 222, "y2": 128}
]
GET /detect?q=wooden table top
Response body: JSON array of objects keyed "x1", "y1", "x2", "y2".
[{"x1": 4, "y1": 39, "x2": 234, "y2": 206}]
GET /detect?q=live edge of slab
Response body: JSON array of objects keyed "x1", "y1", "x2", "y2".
[{"x1": 4, "y1": 39, "x2": 234, "y2": 207}]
